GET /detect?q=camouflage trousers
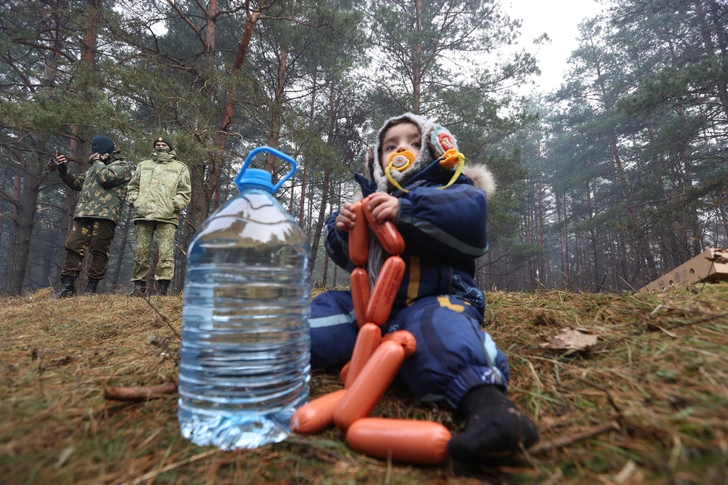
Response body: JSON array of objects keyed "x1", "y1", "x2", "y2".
[
  {"x1": 131, "y1": 220, "x2": 178, "y2": 282},
  {"x1": 61, "y1": 218, "x2": 117, "y2": 279}
]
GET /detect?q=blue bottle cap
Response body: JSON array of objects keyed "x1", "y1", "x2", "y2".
[{"x1": 236, "y1": 168, "x2": 274, "y2": 193}]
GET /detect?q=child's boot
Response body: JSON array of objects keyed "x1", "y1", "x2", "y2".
[{"x1": 448, "y1": 385, "x2": 539, "y2": 463}]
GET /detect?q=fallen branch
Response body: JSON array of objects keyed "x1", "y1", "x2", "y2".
[
  {"x1": 175, "y1": 243, "x2": 187, "y2": 257},
  {"x1": 527, "y1": 421, "x2": 620, "y2": 455},
  {"x1": 184, "y1": 218, "x2": 197, "y2": 233},
  {"x1": 104, "y1": 381, "x2": 178, "y2": 402}
]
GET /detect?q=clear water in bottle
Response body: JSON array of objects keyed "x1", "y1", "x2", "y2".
[{"x1": 178, "y1": 149, "x2": 311, "y2": 450}]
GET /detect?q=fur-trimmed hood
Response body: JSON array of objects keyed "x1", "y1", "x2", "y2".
[{"x1": 462, "y1": 164, "x2": 496, "y2": 198}]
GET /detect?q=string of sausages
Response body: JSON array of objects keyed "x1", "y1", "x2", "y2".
[{"x1": 290, "y1": 196, "x2": 452, "y2": 465}]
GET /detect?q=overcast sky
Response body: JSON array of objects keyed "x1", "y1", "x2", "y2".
[{"x1": 506, "y1": 0, "x2": 604, "y2": 92}]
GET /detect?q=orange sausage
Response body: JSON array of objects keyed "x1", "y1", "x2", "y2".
[
  {"x1": 339, "y1": 360, "x2": 350, "y2": 384},
  {"x1": 345, "y1": 323, "x2": 382, "y2": 389},
  {"x1": 290, "y1": 389, "x2": 347, "y2": 435},
  {"x1": 348, "y1": 201, "x2": 370, "y2": 266},
  {"x1": 333, "y1": 340, "x2": 405, "y2": 431},
  {"x1": 365, "y1": 256, "x2": 405, "y2": 326},
  {"x1": 381, "y1": 330, "x2": 417, "y2": 358},
  {"x1": 362, "y1": 200, "x2": 405, "y2": 255},
  {"x1": 350, "y1": 267, "x2": 371, "y2": 328},
  {"x1": 346, "y1": 418, "x2": 452, "y2": 465}
]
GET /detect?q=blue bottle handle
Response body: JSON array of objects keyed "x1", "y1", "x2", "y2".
[{"x1": 235, "y1": 146, "x2": 298, "y2": 193}]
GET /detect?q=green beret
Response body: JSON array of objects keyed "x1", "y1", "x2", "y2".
[{"x1": 154, "y1": 136, "x2": 173, "y2": 150}]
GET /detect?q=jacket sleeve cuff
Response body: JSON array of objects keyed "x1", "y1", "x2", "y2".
[{"x1": 396, "y1": 197, "x2": 413, "y2": 224}]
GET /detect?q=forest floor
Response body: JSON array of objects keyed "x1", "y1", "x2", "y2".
[{"x1": 1, "y1": 283, "x2": 727, "y2": 485}]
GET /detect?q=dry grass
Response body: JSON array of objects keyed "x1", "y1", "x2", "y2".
[{"x1": 1, "y1": 283, "x2": 727, "y2": 485}]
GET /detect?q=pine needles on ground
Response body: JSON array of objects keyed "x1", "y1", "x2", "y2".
[{"x1": 1, "y1": 284, "x2": 727, "y2": 484}]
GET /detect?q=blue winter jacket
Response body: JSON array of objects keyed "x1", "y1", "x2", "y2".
[{"x1": 324, "y1": 160, "x2": 489, "y2": 315}]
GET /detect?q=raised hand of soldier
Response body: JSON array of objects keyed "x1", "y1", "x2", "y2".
[{"x1": 52, "y1": 154, "x2": 68, "y2": 174}]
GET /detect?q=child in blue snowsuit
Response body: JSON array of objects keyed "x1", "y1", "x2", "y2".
[{"x1": 309, "y1": 113, "x2": 538, "y2": 463}]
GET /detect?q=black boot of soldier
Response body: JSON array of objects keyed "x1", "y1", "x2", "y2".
[
  {"x1": 54, "y1": 275, "x2": 76, "y2": 298},
  {"x1": 84, "y1": 278, "x2": 100, "y2": 295},
  {"x1": 447, "y1": 385, "x2": 539, "y2": 464},
  {"x1": 129, "y1": 280, "x2": 146, "y2": 297},
  {"x1": 156, "y1": 280, "x2": 170, "y2": 296}
]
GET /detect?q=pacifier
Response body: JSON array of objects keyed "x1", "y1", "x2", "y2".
[{"x1": 387, "y1": 150, "x2": 415, "y2": 172}]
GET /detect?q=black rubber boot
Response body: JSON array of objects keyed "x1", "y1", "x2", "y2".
[
  {"x1": 447, "y1": 385, "x2": 539, "y2": 464},
  {"x1": 84, "y1": 278, "x2": 100, "y2": 294},
  {"x1": 129, "y1": 280, "x2": 146, "y2": 297},
  {"x1": 53, "y1": 275, "x2": 76, "y2": 298},
  {"x1": 156, "y1": 280, "x2": 170, "y2": 296}
]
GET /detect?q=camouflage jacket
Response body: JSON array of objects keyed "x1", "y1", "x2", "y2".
[
  {"x1": 60, "y1": 155, "x2": 136, "y2": 224},
  {"x1": 127, "y1": 150, "x2": 191, "y2": 227}
]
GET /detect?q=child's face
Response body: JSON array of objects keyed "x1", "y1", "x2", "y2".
[{"x1": 380, "y1": 122, "x2": 421, "y2": 170}]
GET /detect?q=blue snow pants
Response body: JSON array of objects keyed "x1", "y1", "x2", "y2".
[{"x1": 309, "y1": 290, "x2": 511, "y2": 408}]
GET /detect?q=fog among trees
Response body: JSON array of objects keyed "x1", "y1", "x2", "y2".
[{"x1": 1, "y1": 0, "x2": 726, "y2": 295}]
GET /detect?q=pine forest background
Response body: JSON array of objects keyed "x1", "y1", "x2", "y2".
[{"x1": 1, "y1": 0, "x2": 727, "y2": 296}]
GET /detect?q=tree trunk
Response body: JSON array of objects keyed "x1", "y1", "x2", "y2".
[
  {"x1": 265, "y1": 46, "x2": 288, "y2": 177},
  {"x1": 1, "y1": 154, "x2": 43, "y2": 295},
  {"x1": 109, "y1": 204, "x2": 134, "y2": 291},
  {"x1": 412, "y1": 0, "x2": 423, "y2": 113},
  {"x1": 0, "y1": 170, "x2": 8, "y2": 249},
  {"x1": 187, "y1": 6, "x2": 261, "y2": 237},
  {"x1": 308, "y1": 82, "x2": 337, "y2": 273},
  {"x1": 309, "y1": 170, "x2": 329, "y2": 275},
  {"x1": 556, "y1": 192, "x2": 566, "y2": 287},
  {"x1": 585, "y1": 182, "x2": 600, "y2": 290},
  {"x1": 694, "y1": 0, "x2": 728, "y2": 119},
  {"x1": 537, "y1": 139, "x2": 546, "y2": 287},
  {"x1": 299, "y1": 66, "x2": 317, "y2": 228},
  {"x1": 306, "y1": 177, "x2": 314, "y2": 242}
]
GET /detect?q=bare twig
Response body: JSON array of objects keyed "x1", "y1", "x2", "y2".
[
  {"x1": 528, "y1": 421, "x2": 620, "y2": 455},
  {"x1": 595, "y1": 273, "x2": 608, "y2": 293},
  {"x1": 139, "y1": 295, "x2": 181, "y2": 341},
  {"x1": 183, "y1": 218, "x2": 197, "y2": 233},
  {"x1": 104, "y1": 381, "x2": 178, "y2": 402},
  {"x1": 619, "y1": 276, "x2": 638, "y2": 292}
]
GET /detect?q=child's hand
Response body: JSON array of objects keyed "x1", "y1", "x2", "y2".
[
  {"x1": 335, "y1": 202, "x2": 357, "y2": 232},
  {"x1": 367, "y1": 193, "x2": 399, "y2": 224}
]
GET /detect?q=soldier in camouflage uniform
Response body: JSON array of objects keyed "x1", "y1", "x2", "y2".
[
  {"x1": 49, "y1": 136, "x2": 136, "y2": 297},
  {"x1": 127, "y1": 136, "x2": 191, "y2": 296}
]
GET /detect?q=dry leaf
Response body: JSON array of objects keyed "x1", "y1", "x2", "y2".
[{"x1": 541, "y1": 328, "x2": 598, "y2": 350}]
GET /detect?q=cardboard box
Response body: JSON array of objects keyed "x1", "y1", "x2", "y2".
[{"x1": 640, "y1": 248, "x2": 728, "y2": 292}]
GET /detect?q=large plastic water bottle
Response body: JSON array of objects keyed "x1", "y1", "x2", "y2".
[{"x1": 178, "y1": 146, "x2": 311, "y2": 450}]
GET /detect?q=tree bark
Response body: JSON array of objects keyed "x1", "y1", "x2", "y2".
[
  {"x1": 694, "y1": 0, "x2": 728, "y2": 119},
  {"x1": 109, "y1": 204, "x2": 134, "y2": 291},
  {"x1": 265, "y1": 46, "x2": 288, "y2": 177},
  {"x1": 537, "y1": 139, "x2": 546, "y2": 287},
  {"x1": 188, "y1": 6, "x2": 261, "y2": 234},
  {"x1": 1, "y1": 151, "x2": 43, "y2": 295},
  {"x1": 412, "y1": 0, "x2": 423, "y2": 113}
]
